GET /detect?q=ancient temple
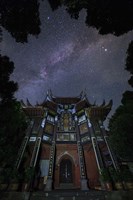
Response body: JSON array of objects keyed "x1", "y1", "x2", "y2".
[{"x1": 16, "y1": 91, "x2": 118, "y2": 191}]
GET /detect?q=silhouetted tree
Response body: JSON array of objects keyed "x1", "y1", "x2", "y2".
[
  {"x1": 121, "y1": 90, "x2": 133, "y2": 105},
  {"x1": 0, "y1": 55, "x2": 18, "y2": 102},
  {"x1": 126, "y1": 41, "x2": 133, "y2": 87},
  {"x1": 48, "y1": 0, "x2": 133, "y2": 36},
  {"x1": 48, "y1": 0, "x2": 62, "y2": 11},
  {"x1": 0, "y1": 0, "x2": 41, "y2": 43},
  {"x1": 109, "y1": 42, "x2": 133, "y2": 161},
  {"x1": 1, "y1": 0, "x2": 133, "y2": 42},
  {"x1": 0, "y1": 55, "x2": 27, "y2": 182},
  {"x1": 109, "y1": 97, "x2": 133, "y2": 160}
]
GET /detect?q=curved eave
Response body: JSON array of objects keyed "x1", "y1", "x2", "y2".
[
  {"x1": 85, "y1": 100, "x2": 112, "y2": 120},
  {"x1": 88, "y1": 108, "x2": 111, "y2": 120},
  {"x1": 76, "y1": 98, "x2": 92, "y2": 112},
  {"x1": 22, "y1": 107, "x2": 45, "y2": 117}
]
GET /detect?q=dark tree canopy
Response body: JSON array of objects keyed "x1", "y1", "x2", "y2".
[
  {"x1": 48, "y1": 0, "x2": 133, "y2": 36},
  {"x1": 0, "y1": 0, "x2": 41, "y2": 43},
  {"x1": 0, "y1": 55, "x2": 27, "y2": 182},
  {"x1": 126, "y1": 41, "x2": 133, "y2": 87},
  {"x1": 121, "y1": 90, "x2": 133, "y2": 105},
  {"x1": 109, "y1": 96, "x2": 133, "y2": 160},
  {"x1": 109, "y1": 100, "x2": 133, "y2": 161},
  {"x1": 109, "y1": 41, "x2": 133, "y2": 161},
  {"x1": 0, "y1": 0, "x2": 133, "y2": 43},
  {"x1": 0, "y1": 55, "x2": 18, "y2": 102},
  {"x1": 126, "y1": 41, "x2": 133, "y2": 74}
]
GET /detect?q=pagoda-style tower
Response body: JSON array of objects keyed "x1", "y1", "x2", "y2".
[{"x1": 16, "y1": 91, "x2": 118, "y2": 191}]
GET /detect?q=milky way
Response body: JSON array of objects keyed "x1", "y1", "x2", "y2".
[{"x1": 1, "y1": 0, "x2": 133, "y2": 126}]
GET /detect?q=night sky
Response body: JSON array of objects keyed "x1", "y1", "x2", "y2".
[{"x1": 1, "y1": 1, "x2": 133, "y2": 124}]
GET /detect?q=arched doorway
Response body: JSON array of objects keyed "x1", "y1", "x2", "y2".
[{"x1": 60, "y1": 159, "x2": 73, "y2": 183}]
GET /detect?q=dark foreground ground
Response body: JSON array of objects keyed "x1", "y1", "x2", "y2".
[{"x1": 0, "y1": 190, "x2": 133, "y2": 200}]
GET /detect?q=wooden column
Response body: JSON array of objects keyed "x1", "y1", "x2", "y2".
[
  {"x1": 15, "y1": 119, "x2": 35, "y2": 169},
  {"x1": 76, "y1": 124, "x2": 89, "y2": 190},
  {"x1": 99, "y1": 121, "x2": 119, "y2": 170},
  {"x1": 87, "y1": 119, "x2": 104, "y2": 170},
  {"x1": 45, "y1": 141, "x2": 56, "y2": 191},
  {"x1": 45, "y1": 125, "x2": 56, "y2": 191}
]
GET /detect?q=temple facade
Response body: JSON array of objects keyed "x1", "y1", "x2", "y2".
[{"x1": 16, "y1": 91, "x2": 118, "y2": 191}]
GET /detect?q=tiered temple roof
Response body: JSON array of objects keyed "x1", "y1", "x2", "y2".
[{"x1": 21, "y1": 91, "x2": 112, "y2": 121}]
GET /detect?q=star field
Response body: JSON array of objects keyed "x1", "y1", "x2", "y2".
[{"x1": 1, "y1": 0, "x2": 133, "y2": 125}]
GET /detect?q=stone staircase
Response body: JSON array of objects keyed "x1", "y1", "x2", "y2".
[
  {"x1": 31, "y1": 190, "x2": 106, "y2": 200},
  {"x1": 1, "y1": 190, "x2": 133, "y2": 200},
  {"x1": 58, "y1": 183, "x2": 76, "y2": 189}
]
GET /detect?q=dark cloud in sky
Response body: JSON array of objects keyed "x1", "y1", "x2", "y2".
[{"x1": 1, "y1": 1, "x2": 133, "y2": 125}]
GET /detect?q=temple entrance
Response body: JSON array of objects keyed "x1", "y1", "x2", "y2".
[{"x1": 60, "y1": 159, "x2": 73, "y2": 183}]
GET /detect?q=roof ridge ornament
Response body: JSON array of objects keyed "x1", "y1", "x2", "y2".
[
  {"x1": 45, "y1": 89, "x2": 52, "y2": 101},
  {"x1": 36, "y1": 101, "x2": 39, "y2": 106},
  {"x1": 49, "y1": 89, "x2": 53, "y2": 98},
  {"x1": 80, "y1": 88, "x2": 87, "y2": 100},
  {"x1": 26, "y1": 98, "x2": 32, "y2": 107},
  {"x1": 100, "y1": 99, "x2": 106, "y2": 107},
  {"x1": 93, "y1": 100, "x2": 97, "y2": 106},
  {"x1": 106, "y1": 99, "x2": 113, "y2": 108},
  {"x1": 20, "y1": 99, "x2": 26, "y2": 107},
  {"x1": 82, "y1": 89, "x2": 92, "y2": 106},
  {"x1": 79, "y1": 90, "x2": 83, "y2": 99}
]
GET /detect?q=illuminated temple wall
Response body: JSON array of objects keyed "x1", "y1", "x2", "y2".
[{"x1": 17, "y1": 92, "x2": 115, "y2": 190}]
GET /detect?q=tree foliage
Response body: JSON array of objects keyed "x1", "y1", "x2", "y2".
[
  {"x1": 109, "y1": 42, "x2": 133, "y2": 161},
  {"x1": 48, "y1": 0, "x2": 133, "y2": 36},
  {"x1": 0, "y1": 55, "x2": 27, "y2": 182},
  {"x1": 0, "y1": 0, "x2": 133, "y2": 43},
  {"x1": 0, "y1": 0, "x2": 41, "y2": 43},
  {"x1": 126, "y1": 41, "x2": 133, "y2": 87},
  {"x1": 109, "y1": 100, "x2": 133, "y2": 160},
  {"x1": 0, "y1": 55, "x2": 18, "y2": 101}
]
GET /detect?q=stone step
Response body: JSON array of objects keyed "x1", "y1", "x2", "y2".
[
  {"x1": 59, "y1": 183, "x2": 75, "y2": 189},
  {"x1": 1, "y1": 191, "x2": 133, "y2": 200},
  {"x1": 31, "y1": 191, "x2": 106, "y2": 200}
]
